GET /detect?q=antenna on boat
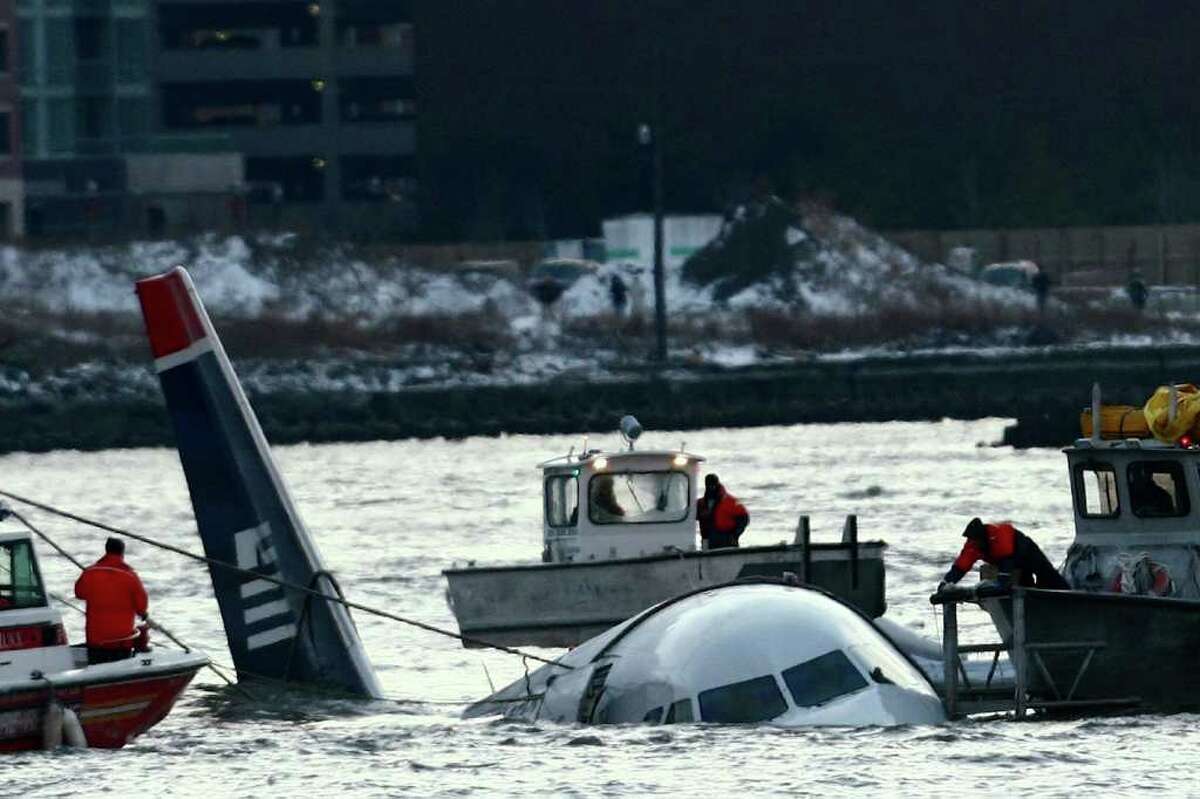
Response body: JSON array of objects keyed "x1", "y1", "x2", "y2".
[
  {"x1": 1170, "y1": 384, "x2": 1179, "y2": 426},
  {"x1": 1091, "y1": 382, "x2": 1101, "y2": 445}
]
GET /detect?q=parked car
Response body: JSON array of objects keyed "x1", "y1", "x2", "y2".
[{"x1": 980, "y1": 260, "x2": 1040, "y2": 289}]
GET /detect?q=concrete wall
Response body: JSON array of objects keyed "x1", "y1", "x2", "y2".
[
  {"x1": 888, "y1": 224, "x2": 1200, "y2": 286},
  {"x1": 7, "y1": 345, "x2": 1199, "y2": 454},
  {"x1": 125, "y1": 153, "x2": 244, "y2": 194}
]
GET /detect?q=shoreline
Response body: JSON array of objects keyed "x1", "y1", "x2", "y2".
[{"x1": 1, "y1": 345, "x2": 1191, "y2": 455}]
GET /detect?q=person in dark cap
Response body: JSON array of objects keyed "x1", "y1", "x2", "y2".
[
  {"x1": 74, "y1": 537, "x2": 149, "y2": 664},
  {"x1": 697, "y1": 474, "x2": 749, "y2": 549},
  {"x1": 939, "y1": 518, "x2": 1069, "y2": 591}
]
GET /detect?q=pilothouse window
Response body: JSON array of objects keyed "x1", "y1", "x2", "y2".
[
  {"x1": 0, "y1": 540, "x2": 46, "y2": 609},
  {"x1": 588, "y1": 471, "x2": 690, "y2": 525},
  {"x1": 1128, "y1": 461, "x2": 1189, "y2": 518},
  {"x1": 545, "y1": 474, "x2": 579, "y2": 527},
  {"x1": 1075, "y1": 462, "x2": 1119, "y2": 518},
  {"x1": 782, "y1": 650, "x2": 868, "y2": 708}
]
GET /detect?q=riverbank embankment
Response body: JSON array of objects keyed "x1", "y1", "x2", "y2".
[{"x1": 1, "y1": 346, "x2": 1192, "y2": 455}]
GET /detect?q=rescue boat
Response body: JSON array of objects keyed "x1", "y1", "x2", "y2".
[
  {"x1": 0, "y1": 529, "x2": 207, "y2": 750},
  {"x1": 444, "y1": 416, "x2": 887, "y2": 648},
  {"x1": 944, "y1": 384, "x2": 1200, "y2": 714}
]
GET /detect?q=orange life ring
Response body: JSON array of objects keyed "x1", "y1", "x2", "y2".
[{"x1": 1108, "y1": 561, "x2": 1174, "y2": 596}]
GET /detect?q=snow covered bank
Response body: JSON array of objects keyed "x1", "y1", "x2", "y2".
[{"x1": 1, "y1": 207, "x2": 1195, "y2": 393}]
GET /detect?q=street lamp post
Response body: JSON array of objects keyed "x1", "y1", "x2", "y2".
[{"x1": 639, "y1": 122, "x2": 668, "y2": 363}]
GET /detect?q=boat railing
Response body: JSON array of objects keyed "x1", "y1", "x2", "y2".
[
  {"x1": 793, "y1": 514, "x2": 861, "y2": 589},
  {"x1": 931, "y1": 587, "x2": 1141, "y2": 719}
]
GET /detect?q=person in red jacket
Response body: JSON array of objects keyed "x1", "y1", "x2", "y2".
[
  {"x1": 697, "y1": 474, "x2": 750, "y2": 549},
  {"x1": 940, "y1": 518, "x2": 1069, "y2": 591},
  {"x1": 74, "y1": 538, "x2": 149, "y2": 665}
]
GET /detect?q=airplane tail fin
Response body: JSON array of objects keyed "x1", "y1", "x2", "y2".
[{"x1": 136, "y1": 266, "x2": 382, "y2": 698}]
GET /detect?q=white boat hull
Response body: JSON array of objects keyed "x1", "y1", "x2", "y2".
[{"x1": 444, "y1": 542, "x2": 886, "y2": 648}]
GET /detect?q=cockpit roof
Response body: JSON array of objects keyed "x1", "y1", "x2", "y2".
[{"x1": 540, "y1": 449, "x2": 705, "y2": 472}]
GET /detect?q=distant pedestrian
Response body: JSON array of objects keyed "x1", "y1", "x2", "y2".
[
  {"x1": 610, "y1": 274, "x2": 628, "y2": 316},
  {"x1": 629, "y1": 272, "x2": 647, "y2": 320},
  {"x1": 1031, "y1": 266, "x2": 1051, "y2": 312},
  {"x1": 1127, "y1": 271, "x2": 1148, "y2": 312}
]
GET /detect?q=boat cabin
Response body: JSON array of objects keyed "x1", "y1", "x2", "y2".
[
  {"x1": 1065, "y1": 437, "x2": 1200, "y2": 594},
  {"x1": 1069, "y1": 439, "x2": 1200, "y2": 544},
  {"x1": 0, "y1": 531, "x2": 69, "y2": 655},
  {"x1": 541, "y1": 449, "x2": 704, "y2": 563}
]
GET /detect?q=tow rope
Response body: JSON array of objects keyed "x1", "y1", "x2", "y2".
[{"x1": 0, "y1": 489, "x2": 571, "y2": 671}]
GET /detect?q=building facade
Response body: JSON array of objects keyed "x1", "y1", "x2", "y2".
[
  {"x1": 14, "y1": 0, "x2": 243, "y2": 238},
  {"x1": 154, "y1": 0, "x2": 417, "y2": 235},
  {"x1": 0, "y1": 3, "x2": 22, "y2": 238}
]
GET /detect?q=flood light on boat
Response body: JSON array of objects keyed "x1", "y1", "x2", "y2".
[
  {"x1": 593, "y1": 457, "x2": 608, "y2": 470},
  {"x1": 673, "y1": 454, "x2": 688, "y2": 466},
  {"x1": 1181, "y1": 435, "x2": 1194, "y2": 449}
]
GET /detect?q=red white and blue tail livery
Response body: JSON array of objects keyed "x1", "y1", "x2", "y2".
[{"x1": 136, "y1": 267, "x2": 381, "y2": 698}]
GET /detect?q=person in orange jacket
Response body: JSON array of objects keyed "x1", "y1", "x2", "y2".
[
  {"x1": 74, "y1": 537, "x2": 149, "y2": 665},
  {"x1": 940, "y1": 518, "x2": 1069, "y2": 591},
  {"x1": 697, "y1": 474, "x2": 749, "y2": 549}
]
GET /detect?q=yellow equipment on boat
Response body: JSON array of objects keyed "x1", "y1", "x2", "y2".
[
  {"x1": 1143, "y1": 384, "x2": 1200, "y2": 443},
  {"x1": 1080, "y1": 405, "x2": 1150, "y2": 440}
]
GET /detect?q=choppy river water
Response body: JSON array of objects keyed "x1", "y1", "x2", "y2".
[{"x1": 0, "y1": 420, "x2": 1195, "y2": 797}]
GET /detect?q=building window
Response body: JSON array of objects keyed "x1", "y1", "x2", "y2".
[
  {"x1": 77, "y1": 98, "x2": 110, "y2": 141},
  {"x1": 0, "y1": 29, "x2": 9, "y2": 74},
  {"x1": 75, "y1": 18, "x2": 108, "y2": 61},
  {"x1": 163, "y1": 81, "x2": 321, "y2": 128},
  {"x1": 341, "y1": 155, "x2": 415, "y2": 203},
  {"x1": 21, "y1": 99, "x2": 37, "y2": 157},
  {"x1": 246, "y1": 157, "x2": 325, "y2": 203},
  {"x1": 0, "y1": 111, "x2": 10, "y2": 156},
  {"x1": 340, "y1": 77, "x2": 416, "y2": 123},
  {"x1": 336, "y1": 0, "x2": 411, "y2": 48},
  {"x1": 159, "y1": 3, "x2": 319, "y2": 51},
  {"x1": 338, "y1": 22, "x2": 412, "y2": 49}
]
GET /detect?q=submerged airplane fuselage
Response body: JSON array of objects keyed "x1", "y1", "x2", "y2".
[{"x1": 466, "y1": 580, "x2": 946, "y2": 727}]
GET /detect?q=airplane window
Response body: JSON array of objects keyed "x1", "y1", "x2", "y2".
[
  {"x1": 698, "y1": 675, "x2": 787, "y2": 723},
  {"x1": 782, "y1": 650, "x2": 868, "y2": 708},
  {"x1": 642, "y1": 706, "x2": 664, "y2": 724},
  {"x1": 664, "y1": 698, "x2": 693, "y2": 723}
]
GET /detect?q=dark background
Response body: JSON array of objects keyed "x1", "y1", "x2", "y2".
[{"x1": 414, "y1": 1, "x2": 1200, "y2": 241}]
